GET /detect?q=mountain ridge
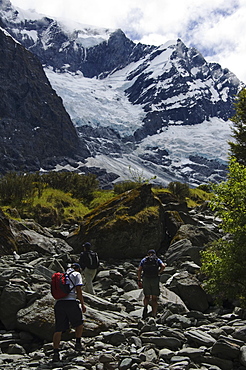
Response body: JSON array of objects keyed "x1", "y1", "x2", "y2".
[{"x1": 0, "y1": 0, "x2": 244, "y2": 186}]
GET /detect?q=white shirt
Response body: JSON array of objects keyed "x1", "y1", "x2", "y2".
[{"x1": 58, "y1": 268, "x2": 83, "y2": 301}]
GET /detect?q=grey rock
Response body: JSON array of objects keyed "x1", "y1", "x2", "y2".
[
  {"x1": 159, "y1": 348, "x2": 175, "y2": 360},
  {"x1": 0, "y1": 27, "x2": 82, "y2": 175},
  {"x1": 165, "y1": 314, "x2": 193, "y2": 329},
  {"x1": 118, "y1": 357, "x2": 133, "y2": 369},
  {"x1": 7, "y1": 343, "x2": 26, "y2": 355},
  {"x1": 102, "y1": 331, "x2": 126, "y2": 346},
  {"x1": 166, "y1": 271, "x2": 209, "y2": 312},
  {"x1": 185, "y1": 329, "x2": 216, "y2": 347},
  {"x1": 141, "y1": 335, "x2": 182, "y2": 350},
  {"x1": 166, "y1": 239, "x2": 204, "y2": 266},
  {"x1": 0, "y1": 285, "x2": 27, "y2": 329},
  {"x1": 199, "y1": 355, "x2": 233, "y2": 370},
  {"x1": 177, "y1": 347, "x2": 205, "y2": 360},
  {"x1": 211, "y1": 337, "x2": 241, "y2": 360},
  {"x1": 240, "y1": 345, "x2": 246, "y2": 367},
  {"x1": 233, "y1": 326, "x2": 246, "y2": 341}
]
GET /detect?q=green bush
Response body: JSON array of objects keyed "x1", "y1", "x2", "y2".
[
  {"x1": 167, "y1": 181, "x2": 190, "y2": 202},
  {"x1": 114, "y1": 181, "x2": 142, "y2": 195},
  {"x1": 0, "y1": 172, "x2": 36, "y2": 206},
  {"x1": 201, "y1": 158, "x2": 246, "y2": 306},
  {"x1": 38, "y1": 172, "x2": 99, "y2": 203}
]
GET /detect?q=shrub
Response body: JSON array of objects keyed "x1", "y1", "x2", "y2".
[
  {"x1": 0, "y1": 172, "x2": 36, "y2": 206},
  {"x1": 167, "y1": 181, "x2": 190, "y2": 202},
  {"x1": 201, "y1": 158, "x2": 246, "y2": 306},
  {"x1": 114, "y1": 181, "x2": 141, "y2": 195}
]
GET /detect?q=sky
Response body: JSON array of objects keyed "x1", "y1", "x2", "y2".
[{"x1": 11, "y1": 0, "x2": 246, "y2": 83}]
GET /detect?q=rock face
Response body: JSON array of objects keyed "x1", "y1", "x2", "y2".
[{"x1": 0, "y1": 27, "x2": 88, "y2": 173}]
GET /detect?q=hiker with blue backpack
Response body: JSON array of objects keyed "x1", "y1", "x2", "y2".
[
  {"x1": 79, "y1": 242, "x2": 99, "y2": 295},
  {"x1": 52, "y1": 263, "x2": 86, "y2": 362},
  {"x1": 137, "y1": 249, "x2": 165, "y2": 319}
]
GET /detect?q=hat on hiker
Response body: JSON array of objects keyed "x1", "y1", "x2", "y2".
[
  {"x1": 71, "y1": 263, "x2": 81, "y2": 270},
  {"x1": 83, "y1": 242, "x2": 91, "y2": 250},
  {"x1": 148, "y1": 249, "x2": 156, "y2": 254}
]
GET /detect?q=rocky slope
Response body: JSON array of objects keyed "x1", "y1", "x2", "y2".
[{"x1": 0, "y1": 186, "x2": 246, "y2": 369}]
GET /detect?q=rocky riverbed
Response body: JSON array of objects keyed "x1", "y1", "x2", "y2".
[
  {"x1": 0, "y1": 185, "x2": 246, "y2": 369},
  {"x1": 0, "y1": 249, "x2": 246, "y2": 370}
]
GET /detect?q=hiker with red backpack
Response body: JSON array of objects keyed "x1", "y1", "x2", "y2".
[
  {"x1": 79, "y1": 242, "x2": 99, "y2": 295},
  {"x1": 52, "y1": 263, "x2": 86, "y2": 362},
  {"x1": 137, "y1": 249, "x2": 165, "y2": 319}
]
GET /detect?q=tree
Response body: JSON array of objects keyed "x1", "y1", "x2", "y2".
[
  {"x1": 200, "y1": 158, "x2": 246, "y2": 306},
  {"x1": 229, "y1": 88, "x2": 246, "y2": 165}
]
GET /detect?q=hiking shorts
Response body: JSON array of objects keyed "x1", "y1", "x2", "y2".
[
  {"x1": 142, "y1": 276, "x2": 160, "y2": 297},
  {"x1": 54, "y1": 300, "x2": 84, "y2": 333}
]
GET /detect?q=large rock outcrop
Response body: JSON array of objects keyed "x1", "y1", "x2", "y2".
[
  {"x1": 0, "y1": 27, "x2": 88, "y2": 173},
  {"x1": 66, "y1": 184, "x2": 168, "y2": 258},
  {"x1": 66, "y1": 184, "x2": 220, "y2": 260}
]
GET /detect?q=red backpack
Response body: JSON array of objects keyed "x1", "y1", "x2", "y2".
[{"x1": 51, "y1": 271, "x2": 74, "y2": 299}]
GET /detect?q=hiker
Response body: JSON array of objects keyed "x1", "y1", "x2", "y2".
[
  {"x1": 137, "y1": 249, "x2": 165, "y2": 318},
  {"x1": 79, "y1": 242, "x2": 99, "y2": 295},
  {"x1": 52, "y1": 263, "x2": 86, "y2": 362}
]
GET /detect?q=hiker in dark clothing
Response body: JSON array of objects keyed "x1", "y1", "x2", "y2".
[
  {"x1": 137, "y1": 249, "x2": 165, "y2": 318},
  {"x1": 79, "y1": 242, "x2": 99, "y2": 295}
]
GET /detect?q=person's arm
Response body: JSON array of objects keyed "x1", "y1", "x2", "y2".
[
  {"x1": 76, "y1": 286, "x2": 86, "y2": 313},
  {"x1": 137, "y1": 265, "x2": 143, "y2": 288},
  {"x1": 159, "y1": 261, "x2": 166, "y2": 275}
]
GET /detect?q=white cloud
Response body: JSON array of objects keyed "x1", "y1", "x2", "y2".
[{"x1": 11, "y1": 0, "x2": 246, "y2": 82}]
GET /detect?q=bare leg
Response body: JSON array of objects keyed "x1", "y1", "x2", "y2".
[
  {"x1": 53, "y1": 331, "x2": 62, "y2": 349},
  {"x1": 151, "y1": 296, "x2": 158, "y2": 317},
  {"x1": 143, "y1": 295, "x2": 150, "y2": 307},
  {"x1": 75, "y1": 324, "x2": 83, "y2": 339}
]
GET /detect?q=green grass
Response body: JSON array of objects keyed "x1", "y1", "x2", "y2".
[
  {"x1": 32, "y1": 188, "x2": 90, "y2": 221},
  {"x1": 89, "y1": 190, "x2": 115, "y2": 209},
  {"x1": 188, "y1": 187, "x2": 213, "y2": 207},
  {"x1": 1, "y1": 180, "x2": 213, "y2": 225}
]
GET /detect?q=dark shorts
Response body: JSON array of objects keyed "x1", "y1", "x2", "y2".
[
  {"x1": 54, "y1": 300, "x2": 84, "y2": 333},
  {"x1": 142, "y1": 276, "x2": 160, "y2": 296}
]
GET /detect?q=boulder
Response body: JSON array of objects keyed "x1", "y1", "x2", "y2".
[
  {"x1": 67, "y1": 184, "x2": 167, "y2": 258},
  {"x1": 9, "y1": 219, "x2": 73, "y2": 255},
  {"x1": 0, "y1": 209, "x2": 17, "y2": 256},
  {"x1": 16, "y1": 291, "x2": 134, "y2": 341},
  {"x1": 171, "y1": 224, "x2": 219, "y2": 247},
  {"x1": 165, "y1": 238, "x2": 204, "y2": 266},
  {"x1": 166, "y1": 271, "x2": 209, "y2": 312},
  {"x1": 0, "y1": 285, "x2": 27, "y2": 329}
]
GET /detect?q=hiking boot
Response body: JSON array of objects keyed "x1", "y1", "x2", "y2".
[
  {"x1": 142, "y1": 306, "x2": 148, "y2": 319},
  {"x1": 52, "y1": 352, "x2": 60, "y2": 362},
  {"x1": 75, "y1": 342, "x2": 84, "y2": 351}
]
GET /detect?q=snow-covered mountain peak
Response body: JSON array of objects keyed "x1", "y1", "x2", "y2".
[
  {"x1": 0, "y1": 1, "x2": 116, "y2": 50},
  {"x1": 56, "y1": 18, "x2": 115, "y2": 48},
  {"x1": 0, "y1": 1, "x2": 244, "y2": 187}
]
